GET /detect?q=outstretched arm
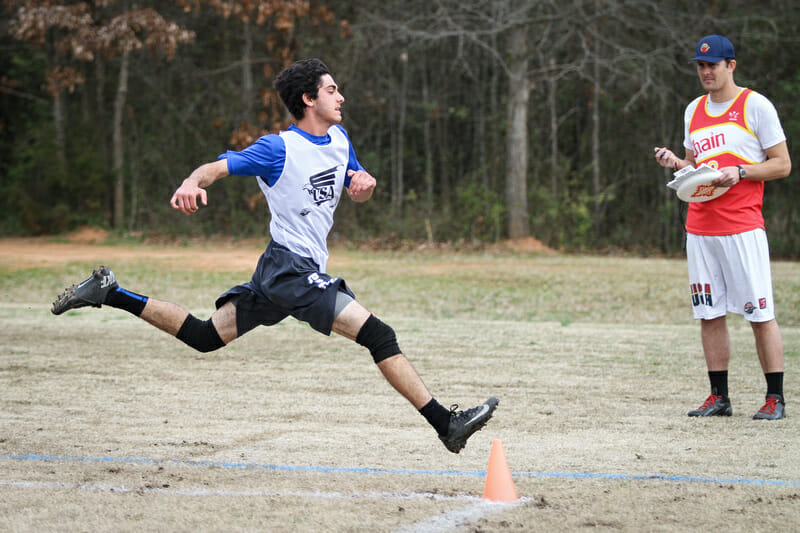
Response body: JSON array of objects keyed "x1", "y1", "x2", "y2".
[{"x1": 170, "y1": 159, "x2": 230, "y2": 215}]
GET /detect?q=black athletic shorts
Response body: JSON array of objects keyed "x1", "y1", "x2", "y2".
[{"x1": 215, "y1": 241, "x2": 355, "y2": 336}]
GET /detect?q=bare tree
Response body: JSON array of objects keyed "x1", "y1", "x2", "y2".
[
  {"x1": 9, "y1": 1, "x2": 195, "y2": 229},
  {"x1": 505, "y1": 23, "x2": 529, "y2": 238},
  {"x1": 353, "y1": 0, "x2": 583, "y2": 239},
  {"x1": 9, "y1": 3, "x2": 93, "y2": 165},
  {"x1": 97, "y1": 8, "x2": 195, "y2": 228}
]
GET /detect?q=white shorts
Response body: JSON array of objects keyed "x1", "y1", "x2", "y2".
[{"x1": 686, "y1": 229, "x2": 775, "y2": 322}]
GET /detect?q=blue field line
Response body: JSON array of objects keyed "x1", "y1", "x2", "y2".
[{"x1": 2, "y1": 453, "x2": 799, "y2": 488}]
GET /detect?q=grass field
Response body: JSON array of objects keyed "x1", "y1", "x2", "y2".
[{"x1": 1, "y1": 238, "x2": 799, "y2": 531}]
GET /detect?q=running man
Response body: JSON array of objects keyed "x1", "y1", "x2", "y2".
[{"x1": 52, "y1": 58, "x2": 498, "y2": 451}]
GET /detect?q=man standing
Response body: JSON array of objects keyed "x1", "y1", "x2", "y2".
[
  {"x1": 52, "y1": 58, "x2": 498, "y2": 451},
  {"x1": 654, "y1": 35, "x2": 791, "y2": 419}
]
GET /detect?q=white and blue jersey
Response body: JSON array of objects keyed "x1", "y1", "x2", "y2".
[{"x1": 220, "y1": 124, "x2": 364, "y2": 271}]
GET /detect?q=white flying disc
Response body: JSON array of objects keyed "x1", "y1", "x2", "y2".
[
  {"x1": 667, "y1": 164, "x2": 728, "y2": 203},
  {"x1": 676, "y1": 173, "x2": 729, "y2": 202}
]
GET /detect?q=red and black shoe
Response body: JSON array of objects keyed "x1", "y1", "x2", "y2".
[
  {"x1": 688, "y1": 394, "x2": 732, "y2": 417},
  {"x1": 753, "y1": 394, "x2": 785, "y2": 420}
]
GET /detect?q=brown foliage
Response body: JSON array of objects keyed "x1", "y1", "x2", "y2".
[
  {"x1": 96, "y1": 8, "x2": 195, "y2": 58},
  {"x1": 9, "y1": 3, "x2": 94, "y2": 54},
  {"x1": 228, "y1": 122, "x2": 267, "y2": 151},
  {"x1": 174, "y1": 0, "x2": 337, "y2": 34},
  {"x1": 44, "y1": 65, "x2": 84, "y2": 96},
  {"x1": 8, "y1": 2, "x2": 195, "y2": 61}
]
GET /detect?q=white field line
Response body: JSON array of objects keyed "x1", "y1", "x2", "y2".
[
  {"x1": 2, "y1": 479, "x2": 524, "y2": 533},
  {"x1": 394, "y1": 500, "x2": 524, "y2": 533},
  {"x1": 0, "y1": 479, "x2": 482, "y2": 502}
]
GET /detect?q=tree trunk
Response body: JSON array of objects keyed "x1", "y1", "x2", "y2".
[
  {"x1": 241, "y1": 18, "x2": 254, "y2": 119},
  {"x1": 112, "y1": 49, "x2": 129, "y2": 229},
  {"x1": 422, "y1": 74, "x2": 434, "y2": 213},
  {"x1": 393, "y1": 51, "x2": 408, "y2": 215},
  {"x1": 435, "y1": 106, "x2": 450, "y2": 217},
  {"x1": 591, "y1": 28, "x2": 602, "y2": 224},
  {"x1": 53, "y1": 90, "x2": 67, "y2": 170},
  {"x1": 548, "y1": 61, "x2": 559, "y2": 202},
  {"x1": 505, "y1": 26, "x2": 530, "y2": 239},
  {"x1": 96, "y1": 56, "x2": 110, "y2": 171}
]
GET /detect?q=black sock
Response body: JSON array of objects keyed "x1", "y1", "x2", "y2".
[
  {"x1": 104, "y1": 287, "x2": 148, "y2": 316},
  {"x1": 419, "y1": 398, "x2": 451, "y2": 436},
  {"x1": 709, "y1": 370, "x2": 728, "y2": 397},
  {"x1": 765, "y1": 372, "x2": 784, "y2": 400}
]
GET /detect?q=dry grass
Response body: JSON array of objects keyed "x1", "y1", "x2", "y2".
[{"x1": 1, "y1": 240, "x2": 799, "y2": 531}]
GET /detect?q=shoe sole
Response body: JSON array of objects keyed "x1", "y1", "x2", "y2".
[
  {"x1": 753, "y1": 407, "x2": 785, "y2": 420},
  {"x1": 51, "y1": 267, "x2": 116, "y2": 315},
  {"x1": 753, "y1": 414, "x2": 785, "y2": 420},
  {"x1": 687, "y1": 409, "x2": 732, "y2": 417}
]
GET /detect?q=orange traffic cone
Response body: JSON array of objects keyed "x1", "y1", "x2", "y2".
[{"x1": 482, "y1": 439, "x2": 519, "y2": 502}]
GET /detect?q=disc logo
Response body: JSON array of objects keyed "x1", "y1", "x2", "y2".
[
  {"x1": 691, "y1": 184, "x2": 720, "y2": 199},
  {"x1": 744, "y1": 301, "x2": 755, "y2": 314}
]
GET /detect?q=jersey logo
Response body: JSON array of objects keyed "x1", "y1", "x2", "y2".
[
  {"x1": 303, "y1": 166, "x2": 339, "y2": 206},
  {"x1": 691, "y1": 131, "x2": 726, "y2": 159},
  {"x1": 691, "y1": 283, "x2": 713, "y2": 307},
  {"x1": 307, "y1": 272, "x2": 339, "y2": 290}
]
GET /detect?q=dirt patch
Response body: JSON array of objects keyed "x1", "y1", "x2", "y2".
[
  {"x1": 65, "y1": 226, "x2": 110, "y2": 244},
  {"x1": 349, "y1": 235, "x2": 556, "y2": 255},
  {"x1": 498, "y1": 236, "x2": 554, "y2": 254},
  {"x1": 0, "y1": 229, "x2": 555, "y2": 272}
]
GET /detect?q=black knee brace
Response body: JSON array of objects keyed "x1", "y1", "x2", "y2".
[
  {"x1": 176, "y1": 314, "x2": 225, "y2": 353},
  {"x1": 356, "y1": 314, "x2": 401, "y2": 364}
]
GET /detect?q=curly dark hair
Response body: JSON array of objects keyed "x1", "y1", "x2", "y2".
[{"x1": 274, "y1": 58, "x2": 331, "y2": 120}]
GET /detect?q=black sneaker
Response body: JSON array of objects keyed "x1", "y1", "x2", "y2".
[
  {"x1": 687, "y1": 394, "x2": 732, "y2": 417},
  {"x1": 51, "y1": 266, "x2": 118, "y2": 315},
  {"x1": 439, "y1": 397, "x2": 499, "y2": 454},
  {"x1": 753, "y1": 394, "x2": 785, "y2": 420}
]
